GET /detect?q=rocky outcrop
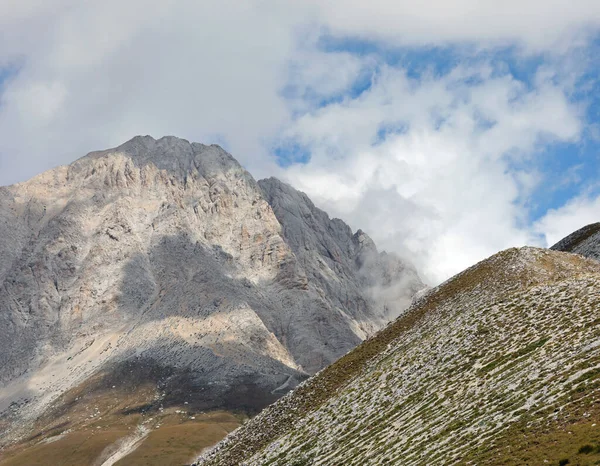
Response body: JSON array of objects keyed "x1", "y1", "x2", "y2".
[
  {"x1": 550, "y1": 222, "x2": 600, "y2": 261},
  {"x1": 0, "y1": 136, "x2": 424, "y2": 448},
  {"x1": 259, "y1": 177, "x2": 423, "y2": 321}
]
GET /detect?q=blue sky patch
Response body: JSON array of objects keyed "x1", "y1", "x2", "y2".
[
  {"x1": 0, "y1": 64, "x2": 20, "y2": 97},
  {"x1": 273, "y1": 140, "x2": 311, "y2": 167},
  {"x1": 374, "y1": 122, "x2": 410, "y2": 145},
  {"x1": 274, "y1": 32, "x2": 600, "y2": 237},
  {"x1": 318, "y1": 34, "x2": 462, "y2": 80}
]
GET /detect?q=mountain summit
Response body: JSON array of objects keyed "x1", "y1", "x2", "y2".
[{"x1": 0, "y1": 136, "x2": 423, "y2": 464}]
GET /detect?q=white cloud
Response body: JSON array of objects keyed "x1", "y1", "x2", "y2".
[
  {"x1": 314, "y1": 0, "x2": 600, "y2": 52},
  {"x1": 535, "y1": 192, "x2": 600, "y2": 247},
  {"x1": 0, "y1": 0, "x2": 598, "y2": 282},
  {"x1": 284, "y1": 48, "x2": 371, "y2": 103},
  {"x1": 0, "y1": 0, "x2": 298, "y2": 182},
  {"x1": 279, "y1": 64, "x2": 583, "y2": 282}
]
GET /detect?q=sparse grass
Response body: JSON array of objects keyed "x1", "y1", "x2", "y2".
[
  {"x1": 197, "y1": 248, "x2": 600, "y2": 466},
  {"x1": 114, "y1": 412, "x2": 240, "y2": 466},
  {"x1": 463, "y1": 386, "x2": 600, "y2": 466},
  {"x1": 0, "y1": 412, "x2": 241, "y2": 466},
  {"x1": 478, "y1": 336, "x2": 549, "y2": 375},
  {"x1": 0, "y1": 367, "x2": 244, "y2": 466},
  {"x1": 0, "y1": 430, "x2": 127, "y2": 466}
]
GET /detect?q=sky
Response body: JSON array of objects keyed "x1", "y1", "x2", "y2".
[{"x1": 2, "y1": 0, "x2": 600, "y2": 284}]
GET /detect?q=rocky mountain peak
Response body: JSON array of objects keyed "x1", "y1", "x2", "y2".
[
  {"x1": 353, "y1": 228, "x2": 377, "y2": 252},
  {"x1": 0, "y1": 136, "x2": 424, "y2": 459},
  {"x1": 66, "y1": 135, "x2": 248, "y2": 188}
]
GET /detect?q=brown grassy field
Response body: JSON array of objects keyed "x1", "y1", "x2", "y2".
[
  {"x1": 0, "y1": 366, "x2": 244, "y2": 466},
  {"x1": 0, "y1": 411, "x2": 241, "y2": 466},
  {"x1": 114, "y1": 412, "x2": 240, "y2": 466}
]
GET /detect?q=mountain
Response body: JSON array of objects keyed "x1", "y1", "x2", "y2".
[
  {"x1": 258, "y1": 177, "x2": 423, "y2": 323},
  {"x1": 0, "y1": 136, "x2": 423, "y2": 465},
  {"x1": 551, "y1": 222, "x2": 600, "y2": 261},
  {"x1": 196, "y1": 246, "x2": 600, "y2": 466}
]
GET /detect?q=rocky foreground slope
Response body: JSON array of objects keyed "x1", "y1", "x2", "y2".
[
  {"x1": 0, "y1": 136, "x2": 423, "y2": 464},
  {"x1": 196, "y1": 247, "x2": 600, "y2": 466}
]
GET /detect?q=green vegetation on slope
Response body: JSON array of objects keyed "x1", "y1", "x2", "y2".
[
  {"x1": 196, "y1": 247, "x2": 600, "y2": 466},
  {"x1": 114, "y1": 412, "x2": 240, "y2": 466},
  {"x1": 464, "y1": 390, "x2": 600, "y2": 465}
]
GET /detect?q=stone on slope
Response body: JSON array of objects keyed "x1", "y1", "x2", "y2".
[{"x1": 196, "y1": 247, "x2": 600, "y2": 466}]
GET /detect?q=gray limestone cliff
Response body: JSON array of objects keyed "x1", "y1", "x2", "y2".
[
  {"x1": 0, "y1": 136, "x2": 424, "y2": 446},
  {"x1": 259, "y1": 177, "x2": 423, "y2": 322}
]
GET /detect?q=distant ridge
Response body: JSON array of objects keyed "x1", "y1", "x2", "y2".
[{"x1": 551, "y1": 222, "x2": 600, "y2": 261}]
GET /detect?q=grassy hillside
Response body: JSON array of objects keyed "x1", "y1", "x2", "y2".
[
  {"x1": 196, "y1": 247, "x2": 600, "y2": 466},
  {"x1": 0, "y1": 366, "x2": 244, "y2": 466}
]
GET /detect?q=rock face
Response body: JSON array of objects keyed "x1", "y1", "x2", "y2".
[
  {"x1": 550, "y1": 222, "x2": 600, "y2": 261},
  {"x1": 0, "y1": 136, "x2": 424, "y2": 448},
  {"x1": 259, "y1": 177, "x2": 424, "y2": 324},
  {"x1": 197, "y1": 247, "x2": 600, "y2": 466}
]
